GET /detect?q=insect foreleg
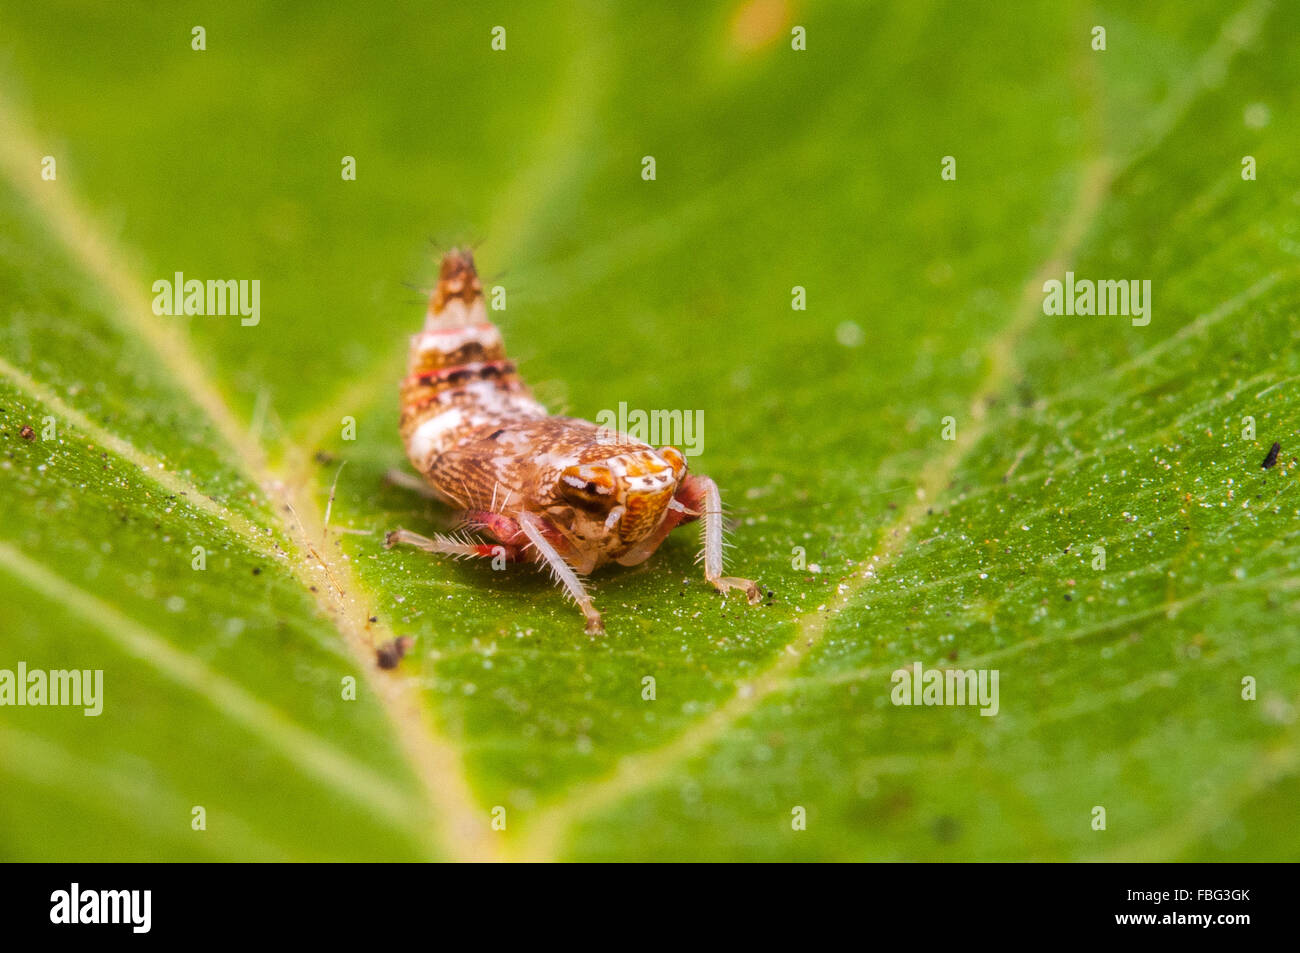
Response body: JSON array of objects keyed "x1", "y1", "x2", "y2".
[
  {"x1": 516, "y1": 513, "x2": 605, "y2": 635},
  {"x1": 681, "y1": 474, "x2": 762, "y2": 604}
]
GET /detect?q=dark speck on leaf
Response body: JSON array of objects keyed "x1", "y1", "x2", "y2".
[
  {"x1": 368, "y1": 615, "x2": 378, "y2": 623},
  {"x1": 1261, "y1": 442, "x2": 1281, "y2": 469},
  {"x1": 932, "y1": 815, "x2": 961, "y2": 843},
  {"x1": 19, "y1": 425, "x2": 35, "y2": 441},
  {"x1": 252, "y1": 567, "x2": 262, "y2": 576},
  {"x1": 313, "y1": 450, "x2": 336, "y2": 465},
  {"x1": 376, "y1": 635, "x2": 414, "y2": 669}
]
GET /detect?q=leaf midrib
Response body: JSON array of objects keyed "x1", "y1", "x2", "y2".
[{"x1": 0, "y1": 90, "x2": 499, "y2": 863}]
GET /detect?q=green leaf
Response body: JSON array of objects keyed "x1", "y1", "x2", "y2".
[{"x1": 1, "y1": 0, "x2": 1296, "y2": 861}]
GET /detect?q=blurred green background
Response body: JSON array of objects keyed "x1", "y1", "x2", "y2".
[{"x1": 0, "y1": 0, "x2": 1297, "y2": 861}]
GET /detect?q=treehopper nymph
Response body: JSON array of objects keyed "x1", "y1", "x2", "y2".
[{"x1": 386, "y1": 249, "x2": 761, "y2": 634}]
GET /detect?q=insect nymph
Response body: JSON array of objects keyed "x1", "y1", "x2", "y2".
[{"x1": 386, "y1": 249, "x2": 761, "y2": 634}]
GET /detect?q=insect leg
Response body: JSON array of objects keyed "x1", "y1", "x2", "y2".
[
  {"x1": 384, "y1": 526, "x2": 521, "y2": 561},
  {"x1": 458, "y1": 510, "x2": 528, "y2": 546},
  {"x1": 679, "y1": 474, "x2": 762, "y2": 604},
  {"x1": 384, "y1": 468, "x2": 444, "y2": 501},
  {"x1": 516, "y1": 513, "x2": 604, "y2": 635}
]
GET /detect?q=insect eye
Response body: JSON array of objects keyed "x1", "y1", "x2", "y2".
[{"x1": 559, "y1": 465, "x2": 616, "y2": 510}]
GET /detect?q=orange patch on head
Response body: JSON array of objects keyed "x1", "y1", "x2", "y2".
[
  {"x1": 619, "y1": 454, "x2": 667, "y2": 478},
  {"x1": 657, "y1": 446, "x2": 687, "y2": 480},
  {"x1": 559, "y1": 464, "x2": 618, "y2": 511}
]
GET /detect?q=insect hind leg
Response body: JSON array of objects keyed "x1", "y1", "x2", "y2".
[{"x1": 384, "y1": 469, "x2": 444, "y2": 501}]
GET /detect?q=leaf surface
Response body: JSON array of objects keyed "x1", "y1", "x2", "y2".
[{"x1": 0, "y1": 0, "x2": 1296, "y2": 860}]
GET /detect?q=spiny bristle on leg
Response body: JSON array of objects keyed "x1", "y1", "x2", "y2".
[
  {"x1": 386, "y1": 526, "x2": 479, "y2": 557},
  {"x1": 517, "y1": 514, "x2": 604, "y2": 634},
  {"x1": 693, "y1": 475, "x2": 762, "y2": 605}
]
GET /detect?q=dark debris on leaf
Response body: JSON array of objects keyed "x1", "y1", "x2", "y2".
[{"x1": 376, "y1": 636, "x2": 415, "y2": 669}]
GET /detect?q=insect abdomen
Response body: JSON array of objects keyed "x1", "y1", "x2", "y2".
[{"x1": 399, "y1": 251, "x2": 546, "y2": 475}]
